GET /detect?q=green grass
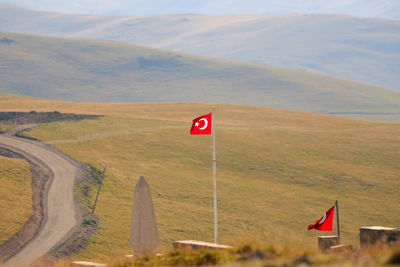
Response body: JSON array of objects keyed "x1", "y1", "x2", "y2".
[
  {"x1": 2, "y1": 96, "x2": 397, "y2": 262},
  {"x1": 1, "y1": 31, "x2": 400, "y2": 122},
  {"x1": 0, "y1": 155, "x2": 33, "y2": 246}
]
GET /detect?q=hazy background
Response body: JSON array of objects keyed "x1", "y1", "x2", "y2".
[
  {"x1": 0, "y1": 0, "x2": 399, "y2": 19},
  {"x1": 1, "y1": 2, "x2": 399, "y2": 91}
]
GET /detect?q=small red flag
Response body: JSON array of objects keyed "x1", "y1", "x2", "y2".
[
  {"x1": 307, "y1": 205, "x2": 335, "y2": 231},
  {"x1": 190, "y1": 113, "x2": 212, "y2": 135}
]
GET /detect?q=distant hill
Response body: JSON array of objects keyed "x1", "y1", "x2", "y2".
[
  {"x1": 0, "y1": 1, "x2": 399, "y2": 19},
  {"x1": 0, "y1": 31, "x2": 399, "y2": 121},
  {"x1": 0, "y1": 4, "x2": 399, "y2": 92}
]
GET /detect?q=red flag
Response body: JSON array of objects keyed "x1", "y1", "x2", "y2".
[
  {"x1": 307, "y1": 205, "x2": 335, "y2": 231},
  {"x1": 190, "y1": 113, "x2": 212, "y2": 135}
]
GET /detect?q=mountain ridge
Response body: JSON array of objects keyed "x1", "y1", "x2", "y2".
[
  {"x1": 0, "y1": 1, "x2": 399, "y2": 19},
  {"x1": 0, "y1": 31, "x2": 399, "y2": 122},
  {"x1": 0, "y1": 4, "x2": 399, "y2": 91}
]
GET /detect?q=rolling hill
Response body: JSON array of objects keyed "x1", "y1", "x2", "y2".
[
  {"x1": 0, "y1": 94, "x2": 399, "y2": 261},
  {"x1": 0, "y1": 0, "x2": 399, "y2": 19},
  {"x1": 1, "y1": 4, "x2": 399, "y2": 91},
  {"x1": 0, "y1": 31, "x2": 399, "y2": 121}
]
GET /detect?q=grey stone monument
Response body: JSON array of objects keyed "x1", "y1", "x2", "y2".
[{"x1": 130, "y1": 176, "x2": 160, "y2": 255}]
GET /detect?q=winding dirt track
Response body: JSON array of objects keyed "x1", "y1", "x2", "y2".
[{"x1": 0, "y1": 131, "x2": 79, "y2": 266}]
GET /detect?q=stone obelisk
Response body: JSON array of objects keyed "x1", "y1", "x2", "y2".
[{"x1": 130, "y1": 176, "x2": 160, "y2": 255}]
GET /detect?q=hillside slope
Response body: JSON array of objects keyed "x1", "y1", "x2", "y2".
[
  {"x1": 1, "y1": 95, "x2": 399, "y2": 261},
  {"x1": 0, "y1": 32, "x2": 399, "y2": 121},
  {"x1": 0, "y1": 4, "x2": 399, "y2": 91},
  {"x1": 0, "y1": 1, "x2": 399, "y2": 19}
]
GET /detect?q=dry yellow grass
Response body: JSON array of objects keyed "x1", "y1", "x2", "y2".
[
  {"x1": 0, "y1": 94, "x2": 399, "y2": 262},
  {"x1": 0, "y1": 155, "x2": 33, "y2": 246},
  {"x1": 0, "y1": 124, "x2": 12, "y2": 133},
  {"x1": 35, "y1": 243, "x2": 400, "y2": 267}
]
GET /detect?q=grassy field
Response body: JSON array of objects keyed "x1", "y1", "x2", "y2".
[
  {"x1": 1, "y1": 32, "x2": 400, "y2": 122},
  {"x1": 0, "y1": 155, "x2": 33, "y2": 246},
  {"x1": 0, "y1": 94, "x2": 399, "y2": 262}
]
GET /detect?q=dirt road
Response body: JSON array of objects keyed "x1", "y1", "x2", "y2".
[{"x1": 0, "y1": 132, "x2": 80, "y2": 266}]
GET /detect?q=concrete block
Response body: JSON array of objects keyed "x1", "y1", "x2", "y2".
[
  {"x1": 318, "y1": 236, "x2": 340, "y2": 252},
  {"x1": 173, "y1": 240, "x2": 232, "y2": 250},
  {"x1": 329, "y1": 244, "x2": 353, "y2": 253},
  {"x1": 360, "y1": 226, "x2": 400, "y2": 248},
  {"x1": 70, "y1": 261, "x2": 107, "y2": 267},
  {"x1": 125, "y1": 253, "x2": 162, "y2": 258}
]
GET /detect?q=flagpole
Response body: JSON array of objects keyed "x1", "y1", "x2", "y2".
[
  {"x1": 212, "y1": 106, "x2": 218, "y2": 244},
  {"x1": 335, "y1": 200, "x2": 340, "y2": 238}
]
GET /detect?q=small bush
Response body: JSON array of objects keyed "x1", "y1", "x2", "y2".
[
  {"x1": 88, "y1": 164, "x2": 104, "y2": 184},
  {"x1": 234, "y1": 244, "x2": 253, "y2": 254},
  {"x1": 387, "y1": 249, "x2": 400, "y2": 264},
  {"x1": 82, "y1": 217, "x2": 99, "y2": 228},
  {"x1": 194, "y1": 251, "x2": 220, "y2": 266}
]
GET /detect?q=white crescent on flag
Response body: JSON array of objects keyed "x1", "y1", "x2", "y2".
[
  {"x1": 318, "y1": 213, "x2": 327, "y2": 225},
  {"x1": 198, "y1": 118, "x2": 208, "y2": 130},
  {"x1": 190, "y1": 113, "x2": 212, "y2": 135}
]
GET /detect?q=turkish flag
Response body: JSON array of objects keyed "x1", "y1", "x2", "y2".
[
  {"x1": 307, "y1": 205, "x2": 335, "y2": 231},
  {"x1": 190, "y1": 113, "x2": 212, "y2": 135}
]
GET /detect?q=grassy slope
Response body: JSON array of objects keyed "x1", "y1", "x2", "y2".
[
  {"x1": 1, "y1": 4, "x2": 399, "y2": 91},
  {"x1": 1, "y1": 95, "x2": 399, "y2": 261},
  {"x1": 0, "y1": 32, "x2": 399, "y2": 122},
  {"x1": 0, "y1": 155, "x2": 33, "y2": 246},
  {"x1": 0, "y1": 124, "x2": 12, "y2": 133}
]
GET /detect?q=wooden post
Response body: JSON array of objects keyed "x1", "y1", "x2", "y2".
[{"x1": 91, "y1": 165, "x2": 107, "y2": 215}]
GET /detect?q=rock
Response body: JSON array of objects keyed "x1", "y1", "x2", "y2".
[
  {"x1": 317, "y1": 236, "x2": 340, "y2": 252},
  {"x1": 360, "y1": 226, "x2": 400, "y2": 248},
  {"x1": 130, "y1": 176, "x2": 160, "y2": 255}
]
